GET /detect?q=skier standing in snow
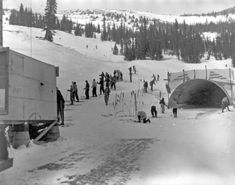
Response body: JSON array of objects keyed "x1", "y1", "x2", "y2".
[
  {"x1": 151, "y1": 106, "x2": 157, "y2": 117},
  {"x1": 159, "y1": 98, "x2": 168, "y2": 113},
  {"x1": 143, "y1": 80, "x2": 148, "y2": 93},
  {"x1": 98, "y1": 77, "x2": 104, "y2": 95},
  {"x1": 110, "y1": 76, "x2": 116, "y2": 90},
  {"x1": 57, "y1": 87, "x2": 65, "y2": 125},
  {"x1": 68, "y1": 81, "x2": 75, "y2": 105},
  {"x1": 221, "y1": 96, "x2": 230, "y2": 113},
  {"x1": 73, "y1": 82, "x2": 79, "y2": 102},
  {"x1": 104, "y1": 85, "x2": 110, "y2": 106},
  {"x1": 92, "y1": 79, "x2": 97, "y2": 97},
  {"x1": 133, "y1": 65, "x2": 136, "y2": 74},
  {"x1": 84, "y1": 80, "x2": 90, "y2": 99},
  {"x1": 152, "y1": 74, "x2": 157, "y2": 83},
  {"x1": 129, "y1": 67, "x2": 132, "y2": 82},
  {"x1": 149, "y1": 79, "x2": 155, "y2": 91},
  {"x1": 113, "y1": 70, "x2": 117, "y2": 80},
  {"x1": 120, "y1": 72, "x2": 123, "y2": 81},
  {"x1": 105, "y1": 72, "x2": 110, "y2": 88},
  {"x1": 170, "y1": 98, "x2": 178, "y2": 118}
]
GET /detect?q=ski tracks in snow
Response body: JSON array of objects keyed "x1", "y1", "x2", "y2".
[{"x1": 30, "y1": 138, "x2": 157, "y2": 185}]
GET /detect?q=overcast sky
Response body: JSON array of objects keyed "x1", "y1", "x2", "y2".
[{"x1": 3, "y1": 0, "x2": 235, "y2": 15}]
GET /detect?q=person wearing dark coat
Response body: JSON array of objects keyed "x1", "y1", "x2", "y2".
[
  {"x1": 120, "y1": 72, "x2": 123, "y2": 81},
  {"x1": 68, "y1": 81, "x2": 75, "y2": 105},
  {"x1": 151, "y1": 106, "x2": 157, "y2": 117},
  {"x1": 150, "y1": 80, "x2": 154, "y2": 91},
  {"x1": 137, "y1": 111, "x2": 151, "y2": 123},
  {"x1": 98, "y1": 77, "x2": 104, "y2": 95},
  {"x1": 133, "y1": 65, "x2": 136, "y2": 74},
  {"x1": 104, "y1": 85, "x2": 110, "y2": 106},
  {"x1": 221, "y1": 96, "x2": 230, "y2": 113},
  {"x1": 110, "y1": 76, "x2": 116, "y2": 90},
  {"x1": 170, "y1": 98, "x2": 178, "y2": 118},
  {"x1": 57, "y1": 87, "x2": 65, "y2": 125},
  {"x1": 143, "y1": 81, "x2": 148, "y2": 93},
  {"x1": 73, "y1": 82, "x2": 79, "y2": 102},
  {"x1": 92, "y1": 79, "x2": 97, "y2": 97},
  {"x1": 160, "y1": 98, "x2": 168, "y2": 113},
  {"x1": 129, "y1": 67, "x2": 132, "y2": 82},
  {"x1": 105, "y1": 73, "x2": 110, "y2": 88},
  {"x1": 84, "y1": 80, "x2": 90, "y2": 99}
]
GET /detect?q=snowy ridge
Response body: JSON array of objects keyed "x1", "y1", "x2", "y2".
[{"x1": 57, "y1": 8, "x2": 235, "y2": 27}]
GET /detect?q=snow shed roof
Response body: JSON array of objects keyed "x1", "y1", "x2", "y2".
[{"x1": 169, "y1": 79, "x2": 230, "y2": 108}]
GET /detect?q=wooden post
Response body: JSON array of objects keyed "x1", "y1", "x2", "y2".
[
  {"x1": 194, "y1": 69, "x2": 196, "y2": 79},
  {"x1": 134, "y1": 93, "x2": 137, "y2": 116},
  {"x1": 0, "y1": 123, "x2": 13, "y2": 172},
  {"x1": 121, "y1": 92, "x2": 124, "y2": 112},
  {"x1": 167, "y1": 72, "x2": 170, "y2": 102},
  {"x1": 0, "y1": 0, "x2": 2, "y2": 46},
  {"x1": 0, "y1": 125, "x2": 8, "y2": 160},
  {"x1": 229, "y1": 68, "x2": 234, "y2": 103},
  {"x1": 183, "y1": 69, "x2": 185, "y2": 83},
  {"x1": 33, "y1": 120, "x2": 57, "y2": 144},
  {"x1": 205, "y1": 65, "x2": 208, "y2": 80}
]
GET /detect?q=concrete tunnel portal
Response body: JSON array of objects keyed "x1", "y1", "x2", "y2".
[{"x1": 169, "y1": 79, "x2": 230, "y2": 108}]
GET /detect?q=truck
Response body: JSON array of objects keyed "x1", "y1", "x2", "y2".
[{"x1": 0, "y1": 47, "x2": 59, "y2": 172}]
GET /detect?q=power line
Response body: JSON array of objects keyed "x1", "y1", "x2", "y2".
[{"x1": 30, "y1": 0, "x2": 32, "y2": 57}]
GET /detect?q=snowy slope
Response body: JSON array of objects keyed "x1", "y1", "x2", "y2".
[{"x1": 1, "y1": 22, "x2": 235, "y2": 185}]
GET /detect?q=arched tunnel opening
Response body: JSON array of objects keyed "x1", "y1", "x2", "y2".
[{"x1": 169, "y1": 79, "x2": 230, "y2": 108}]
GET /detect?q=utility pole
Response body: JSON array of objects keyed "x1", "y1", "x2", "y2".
[{"x1": 0, "y1": 0, "x2": 2, "y2": 46}]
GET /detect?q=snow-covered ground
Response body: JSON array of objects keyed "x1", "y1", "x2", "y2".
[{"x1": 1, "y1": 22, "x2": 235, "y2": 185}]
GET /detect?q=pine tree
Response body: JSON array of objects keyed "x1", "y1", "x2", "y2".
[
  {"x1": 19, "y1": 3, "x2": 24, "y2": 25},
  {"x1": 215, "y1": 36, "x2": 223, "y2": 60},
  {"x1": 101, "y1": 15, "x2": 107, "y2": 41},
  {"x1": 111, "y1": 23, "x2": 117, "y2": 42},
  {"x1": 44, "y1": 0, "x2": 57, "y2": 42},
  {"x1": 74, "y1": 24, "x2": 83, "y2": 36},
  {"x1": 173, "y1": 19, "x2": 180, "y2": 59},
  {"x1": 97, "y1": 24, "x2": 101, "y2": 33},
  {"x1": 222, "y1": 31, "x2": 230, "y2": 59},
  {"x1": 9, "y1": 10, "x2": 18, "y2": 25},
  {"x1": 60, "y1": 15, "x2": 66, "y2": 31}
]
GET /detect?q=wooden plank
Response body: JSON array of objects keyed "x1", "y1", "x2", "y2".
[
  {"x1": 33, "y1": 120, "x2": 57, "y2": 143},
  {"x1": 0, "y1": 158, "x2": 13, "y2": 172}
]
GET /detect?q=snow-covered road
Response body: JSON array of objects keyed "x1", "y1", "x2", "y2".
[{"x1": 2, "y1": 91, "x2": 235, "y2": 185}]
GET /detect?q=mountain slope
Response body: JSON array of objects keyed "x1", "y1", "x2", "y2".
[
  {"x1": 1, "y1": 23, "x2": 235, "y2": 185},
  {"x1": 3, "y1": 23, "x2": 232, "y2": 96}
]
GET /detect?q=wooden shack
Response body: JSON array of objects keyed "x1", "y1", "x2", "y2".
[{"x1": 0, "y1": 47, "x2": 59, "y2": 150}]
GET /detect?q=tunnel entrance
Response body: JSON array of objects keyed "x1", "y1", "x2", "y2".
[{"x1": 169, "y1": 79, "x2": 229, "y2": 108}]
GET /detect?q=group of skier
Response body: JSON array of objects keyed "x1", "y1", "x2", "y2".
[
  {"x1": 66, "y1": 70, "x2": 123, "y2": 107},
  {"x1": 138, "y1": 95, "x2": 231, "y2": 124},
  {"x1": 143, "y1": 74, "x2": 160, "y2": 93},
  {"x1": 57, "y1": 67, "x2": 231, "y2": 126},
  {"x1": 137, "y1": 97, "x2": 178, "y2": 124}
]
